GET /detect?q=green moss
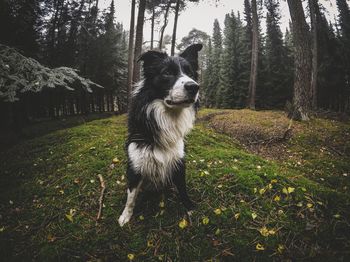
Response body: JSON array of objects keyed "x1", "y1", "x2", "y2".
[{"x1": 0, "y1": 110, "x2": 349, "y2": 261}]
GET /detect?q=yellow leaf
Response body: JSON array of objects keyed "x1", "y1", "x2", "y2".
[
  {"x1": 274, "y1": 195, "x2": 281, "y2": 202},
  {"x1": 159, "y1": 201, "x2": 165, "y2": 208},
  {"x1": 112, "y1": 157, "x2": 120, "y2": 164},
  {"x1": 178, "y1": 219, "x2": 188, "y2": 229},
  {"x1": 259, "y1": 226, "x2": 269, "y2": 237},
  {"x1": 215, "y1": 228, "x2": 221, "y2": 235},
  {"x1": 139, "y1": 215, "x2": 144, "y2": 221},
  {"x1": 254, "y1": 188, "x2": 257, "y2": 193},
  {"x1": 217, "y1": 184, "x2": 223, "y2": 188},
  {"x1": 65, "y1": 214, "x2": 73, "y2": 222},
  {"x1": 59, "y1": 190, "x2": 64, "y2": 195},
  {"x1": 259, "y1": 188, "x2": 266, "y2": 195},
  {"x1": 282, "y1": 187, "x2": 295, "y2": 195},
  {"x1": 301, "y1": 187, "x2": 307, "y2": 192},
  {"x1": 234, "y1": 213, "x2": 240, "y2": 220},
  {"x1": 271, "y1": 179, "x2": 278, "y2": 184},
  {"x1": 127, "y1": 253, "x2": 135, "y2": 260},
  {"x1": 256, "y1": 243, "x2": 265, "y2": 251},
  {"x1": 147, "y1": 240, "x2": 154, "y2": 247},
  {"x1": 202, "y1": 216, "x2": 210, "y2": 225},
  {"x1": 277, "y1": 244, "x2": 285, "y2": 253},
  {"x1": 333, "y1": 214, "x2": 341, "y2": 218},
  {"x1": 268, "y1": 229, "x2": 276, "y2": 235},
  {"x1": 214, "y1": 208, "x2": 222, "y2": 215},
  {"x1": 306, "y1": 203, "x2": 313, "y2": 208},
  {"x1": 296, "y1": 202, "x2": 303, "y2": 207},
  {"x1": 288, "y1": 187, "x2": 295, "y2": 193},
  {"x1": 251, "y1": 212, "x2": 257, "y2": 220}
]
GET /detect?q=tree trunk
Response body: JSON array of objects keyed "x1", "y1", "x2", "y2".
[
  {"x1": 309, "y1": 0, "x2": 318, "y2": 109},
  {"x1": 287, "y1": 0, "x2": 312, "y2": 121},
  {"x1": 247, "y1": 0, "x2": 258, "y2": 110},
  {"x1": 159, "y1": 1, "x2": 172, "y2": 50},
  {"x1": 171, "y1": 0, "x2": 181, "y2": 56},
  {"x1": 127, "y1": 0, "x2": 136, "y2": 108},
  {"x1": 150, "y1": 4, "x2": 155, "y2": 50},
  {"x1": 132, "y1": 0, "x2": 146, "y2": 84}
]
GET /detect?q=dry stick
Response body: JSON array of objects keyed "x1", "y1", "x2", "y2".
[{"x1": 96, "y1": 174, "x2": 106, "y2": 222}]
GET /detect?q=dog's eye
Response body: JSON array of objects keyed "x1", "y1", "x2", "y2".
[{"x1": 162, "y1": 69, "x2": 173, "y2": 77}]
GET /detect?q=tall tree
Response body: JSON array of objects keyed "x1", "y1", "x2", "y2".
[
  {"x1": 132, "y1": 0, "x2": 147, "y2": 83},
  {"x1": 287, "y1": 0, "x2": 312, "y2": 120},
  {"x1": 247, "y1": 0, "x2": 259, "y2": 109},
  {"x1": 262, "y1": 0, "x2": 291, "y2": 108},
  {"x1": 159, "y1": 0, "x2": 172, "y2": 50},
  {"x1": 206, "y1": 19, "x2": 222, "y2": 107},
  {"x1": 309, "y1": 0, "x2": 319, "y2": 109},
  {"x1": 171, "y1": 0, "x2": 181, "y2": 55},
  {"x1": 127, "y1": 0, "x2": 136, "y2": 106}
]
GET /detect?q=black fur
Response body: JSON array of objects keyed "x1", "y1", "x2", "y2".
[{"x1": 125, "y1": 44, "x2": 202, "y2": 212}]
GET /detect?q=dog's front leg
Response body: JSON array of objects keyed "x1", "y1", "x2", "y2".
[
  {"x1": 118, "y1": 179, "x2": 142, "y2": 227},
  {"x1": 173, "y1": 161, "x2": 195, "y2": 214}
]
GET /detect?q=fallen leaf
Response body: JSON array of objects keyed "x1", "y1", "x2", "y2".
[
  {"x1": 147, "y1": 240, "x2": 154, "y2": 247},
  {"x1": 259, "y1": 188, "x2": 266, "y2": 195},
  {"x1": 139, "y1": 215, "x2": 144, "y2": 221},
  {"x1": 277, "y1": 244, "x2": 285, "y2": 253},
  {"x1": 65, "y1": 214, "x2": 73, "y2": 222},
  {"x1": 251, "y1": 212, "x2": 257, "y2": 220},
  {"x1": 271, "y1": 179, "x2": 278, "y2": 184},
  {"x1": 282, "y1": 187, "x2": 295, "y2": 195},
  {"x1": 112, "y1": 157, "x2": 120, "y2": 164},
  {"x1": 256, "y1": 243, "x2": 265, "y2": 251},
  {"x1": 259, "y1": 226, "x2": 269, "y2": 237},
  {"x1": 215, "y1": 228, "x2": 221, "y2": 235},
  {"x1": 214, "y1": 208, "x2": 222, "y2": 215},
  {"x1": 234, "y1": 213, "x2": 240, "y2": 220},
  {"x1": 127, "y1": 253, "x2": 135, "y2": 260},
  {"x1": 306, "y1": 203, "x2": 313, "y2": 208},
  {"x1": 202, "y1": 216, "x2": 210, "y2": 225},
  {"x1": 159, "y1": 201, "x2": 165, "y2": 208},
  {"x1": 179, "y1": 219, "x2": 188, "y2": 229}
]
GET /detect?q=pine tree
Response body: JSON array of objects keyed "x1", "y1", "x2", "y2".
[
  {"x1": 202, "y1": 38, "x2": 213, "y2": 107},
  {"x1": 262, "y1": 0, "x2": 291, "y2": 108},
  {"x1": 217, "y1": 12, "x2": 249, "y2": 108},
  {"x1": 336, "y1": 0, "x2": 350, "y2": 111},
  {"x1": 206, "y1": 19, "x2": 222, "y2": 107}
]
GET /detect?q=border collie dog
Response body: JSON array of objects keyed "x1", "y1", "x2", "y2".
[{"x1": 118, "y1": 44, "x2": 203, "y2": 227}]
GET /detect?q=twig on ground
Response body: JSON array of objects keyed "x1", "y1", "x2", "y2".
[{"x1": 96, "y1": 174, "x2": 106, "y2": 222}]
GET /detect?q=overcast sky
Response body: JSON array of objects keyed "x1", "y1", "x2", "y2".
[{"x1": 100, "y1": 0, "x2": 340, "y2": 50}]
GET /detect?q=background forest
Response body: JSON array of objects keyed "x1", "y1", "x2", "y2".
[{"x1": 1, "y1": 0, "x2": 350, "y2": 132}]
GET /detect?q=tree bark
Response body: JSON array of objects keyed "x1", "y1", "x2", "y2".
[
  {"x1": 287, "y1": 0, "x2": 312, "y2": 121},
  {"x1": 150, "y1": 4, "x2": 155, "y2": 50},
  {"x1": 309, "y1": 0, "x2": 318, "y2": 109},
  {"x1": 127, "y1": 0, "x2": 136, "y2": 108},
  {"x1": 159, "y1": 1, "x2": 172, "y2": 50},
  {"x1": 171, "y1": 0, "x2": 181, "y2": 55},
  {"x1": 132, "y1": 0, "x2": 146, "y2": 83},
  {"x1": 247, "y1": 0, "x2": 258, "y2": 110}
]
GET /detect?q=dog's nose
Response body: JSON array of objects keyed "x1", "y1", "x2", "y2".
[{"x1": 184, "y1": 82, "x2": 199, "y2": 96}]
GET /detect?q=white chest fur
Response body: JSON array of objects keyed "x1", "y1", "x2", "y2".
[{"x1": 128, "y1": 100, "x2": 196, "y2": 185}]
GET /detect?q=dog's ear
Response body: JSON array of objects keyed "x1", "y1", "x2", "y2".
[
  {"x1": 138, "y1": 50, "x2": 167, "y2": 68},
  {"x1": 179, "y1": 44, "x2": 203, "y2": 71}
]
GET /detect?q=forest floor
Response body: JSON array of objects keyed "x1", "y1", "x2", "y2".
[{"x1": 0, "y1": 109, "x2": 350, "y2": 261}]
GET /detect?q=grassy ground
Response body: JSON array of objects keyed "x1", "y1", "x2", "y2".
[{"x1": 0, "y1": 109, "x2": 349, "y2": 261}]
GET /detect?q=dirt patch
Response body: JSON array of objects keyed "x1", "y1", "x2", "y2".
[{"x1": 202, "y1": 109, "x2": 350, "y2": 161}]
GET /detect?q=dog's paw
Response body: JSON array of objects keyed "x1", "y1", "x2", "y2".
[{"x1": 118, "y1": 213, "x2": 131, "y2": 227}]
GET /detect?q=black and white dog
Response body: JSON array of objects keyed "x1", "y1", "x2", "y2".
[{"x1": 118, "y1": 44, "x2": 203, "y2": 227}]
